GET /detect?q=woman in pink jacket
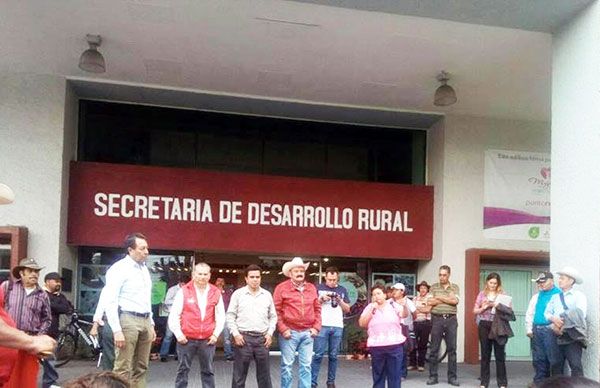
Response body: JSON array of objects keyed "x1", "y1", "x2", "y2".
[{"x1": 359, "y1": 285, "x2": 407, "y2": 388}]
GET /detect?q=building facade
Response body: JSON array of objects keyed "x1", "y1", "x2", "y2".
[{"x1": 0, "y1": 0, "x2": 598, "y2": 378}]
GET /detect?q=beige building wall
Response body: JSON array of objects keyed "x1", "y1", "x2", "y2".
[
  {"x1": 552, "y1": 0, "x2": 600, "y2": 380},
  {"x1": 425, "y1": 114, "x2": 551, "y2": 361},
  {"x1": 0, "y1": 72, "x2": 78, "y2": 294}
]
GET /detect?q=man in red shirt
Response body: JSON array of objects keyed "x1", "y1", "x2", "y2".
[{"x1": 274, "y1": 257, "x2": 321, "y2": 388}]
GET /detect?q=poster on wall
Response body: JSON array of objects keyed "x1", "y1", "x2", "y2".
[{"x1": 484, "y1": 150, "x2": 550, "y2": 241}]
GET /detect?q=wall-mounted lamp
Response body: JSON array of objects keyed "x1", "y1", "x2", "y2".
[
  {"x1": 0, "y1": 183, "x2": 15, "y2": 205},
  {"x1": 79, "y1": 34, "x2": 106, "y2": 73},
  {"x1": 434, "y1": 71, "x2": 457, "y2": 106}
]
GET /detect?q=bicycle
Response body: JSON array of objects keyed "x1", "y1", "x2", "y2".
[{"x1": 55, "y1": 311, "x2": 102, "y2": 367}]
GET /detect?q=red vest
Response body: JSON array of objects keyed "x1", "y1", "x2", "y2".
[{"x1": 180, "y1": 282, "x2": 221, "y2": 340}]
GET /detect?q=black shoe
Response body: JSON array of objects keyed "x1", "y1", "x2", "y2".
[
  {"x1": 160, "y1": 356, "x2": 167, "y2": 362},
  {"x1": 448, "y1": 380, "x2": 460, "y2": 386},
  {"x1": 327, "y1": 383, "x2": 335, "y2": 388},
  {"x1": 426, "y1": 378, "x2": 439, "y2": 385}
]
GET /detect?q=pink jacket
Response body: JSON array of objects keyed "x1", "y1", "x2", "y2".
[{"x1": 361, "y1": 302, "x2": 406, "y2": 348}]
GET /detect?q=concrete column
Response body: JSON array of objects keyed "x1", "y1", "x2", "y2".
[
  {"x1": 0, "y1": 73, "x2": 78, "y2": 287},
  {"x1": 552, "y1": 1, "x2": 600, "y2": 380}
]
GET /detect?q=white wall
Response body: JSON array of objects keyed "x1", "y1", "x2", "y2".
[
  {"x1": 425, "y1": 113, "x2": 551, "y2": 361},
  {"x1": 0, "y1": 72, "x2": 78, "y2": 289},
  {"x1": 552, "y1": 1, "x2": 600, "y2": 380}
]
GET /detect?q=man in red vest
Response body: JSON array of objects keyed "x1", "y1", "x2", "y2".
[{"x1": 168, "y1": 262, "x2": 225, "y2": 388}]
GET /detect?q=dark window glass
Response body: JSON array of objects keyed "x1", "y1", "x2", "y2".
[{"x1": 79, "y1": 100, "x2": 426, "y2": 184}]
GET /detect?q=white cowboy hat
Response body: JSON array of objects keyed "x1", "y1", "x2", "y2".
[
  {"x1": 0, "y1": 183, "x2": 15, "y2": 205},
  {"x1": 282, "y1": 257, "x2": 310, "y2": 277},
  {"x1": 556, "y1": 266, "x2": 583, "y2": 285}
]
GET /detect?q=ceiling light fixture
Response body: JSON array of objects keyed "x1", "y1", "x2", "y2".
[
  {"x1": 434, "y1": 71, "x2": 457, "y2": 106},
  {"x1": 79, "y1": 34, "x2": 106, "y2": 73}
]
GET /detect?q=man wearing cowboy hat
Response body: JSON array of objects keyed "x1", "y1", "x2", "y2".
[
  {"x1": 2, "y1": 258, "x2": 52, "y2": 337},
  {"x1": 544, "y1": 266, "x2": 587, "y2": 378},
  {"x1": 0, "y1": 185, "x2": 56, "y2": 386},
  {"x1": 525, "y1": 271, "x2": 561, "y2": 387},
  {"x1": 273, "y1": 257, "x2": 321, "y2": 388},
  {"x1": 2, "y1": 258, "x2": 53, "y2": 387}
]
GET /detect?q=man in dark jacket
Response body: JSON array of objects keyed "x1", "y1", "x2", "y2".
[
  {"x1": 44, "y1": 272, "x2": 73, "y2": 338},
  {"x1": 43, "y1": 271, "x2": 73, "y2": 387}
]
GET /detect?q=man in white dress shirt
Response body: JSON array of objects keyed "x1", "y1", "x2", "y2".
[
  {"x1": 159, "y1": 275, "x2": 189, "y2": 362},
  {"x1": 544, "y1": 266, "x2": 587, "y2": 378},
  {"x1": 168, "y1": 262, "x2": 225, "y2": 388},
  {"x1": 104, "y1": 233, "x2": 156, "y2": 388}
]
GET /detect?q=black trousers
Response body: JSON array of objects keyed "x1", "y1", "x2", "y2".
[
  {"x1": 231, "y1": 334, "x2": 272, "y2": 388},
  {"x1": 428, "y1": 315, "x2": 458, "y2": 382},
  {"x1": 410, "y1": 320, "x2": 432, "y2": 367},
  {"x1": 478, "y1": 320, "x2": 507, "y2": 387},
  {"x1": 558, "y1": 342, "x2": 584, "y2": 377},
  {"x1": 175, "y1": 339, "x2": 215, "y2": 388}
]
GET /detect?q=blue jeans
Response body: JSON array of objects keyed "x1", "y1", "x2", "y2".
[
  {"x1": 41, "y1": 357, "x2": 58, "y2": 388},
  {"x1": 280, "y1": 329, "x2": 314, "y2": 388},
  {"x1": 160, "y1": 326, "x2": 175, "y2": 357},
  {"x1": 311, "y1": 326, "x2": 343, "y2": 386},
  {"x1": 370, "y1": 344, "x2": 403, "y2": 388},
  {"x1": 532, "y1": 325, "x2": 562, "y2": 383},
  {"x1": 223, "y1": 322, "x2": 233, "y2": 359}
]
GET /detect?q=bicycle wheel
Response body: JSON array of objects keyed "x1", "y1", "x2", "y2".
[
  {"x1": 55, "y1": 331, "x2": 77, "y2": 367},
  {"x1": 427, "y1": 338, "x2": 448, "y2": 363},
  {"x1": 438, "y1": 338, "x2": 448, "y2": 363}
]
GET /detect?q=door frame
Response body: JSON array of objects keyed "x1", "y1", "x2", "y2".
[
  {"x1": 0, "y1": 226, "x2": 28, "y2": 277},
  {"x1": 463, "y1": 248, "x2": 549, "y2": 364}
]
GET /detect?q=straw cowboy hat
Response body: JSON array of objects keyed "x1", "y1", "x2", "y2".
[
  {"x1": 282, "y1": 257, "x2": 310, "y2": 277},
  {"x1": 12, "y1": 258, "x2": 45, "y2": 279},
  {"x1": 556, "y1": 266, "x2": 583, "y2": 285},
  {"x1": 0, "y1": 183, "x2": 15, "y2": 205}
]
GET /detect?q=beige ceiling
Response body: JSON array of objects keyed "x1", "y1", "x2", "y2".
[{"x1": 0, "y1": 0, "x2": 561, "y2": 122}]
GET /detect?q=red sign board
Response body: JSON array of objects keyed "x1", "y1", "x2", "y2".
[{"x1": 67, "y1": 162, "x2": 433, "y2": 259}]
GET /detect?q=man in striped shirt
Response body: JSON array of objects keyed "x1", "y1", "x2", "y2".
[
  {"x1": 2, "y1": 258, "x2": 52, "y2": 336},
  {"x1": 426, "y1": 265, "x2": 460, "y2": 386},
  {"x1": 2, "y1": 258, "x2": 53, "y2": 387}
]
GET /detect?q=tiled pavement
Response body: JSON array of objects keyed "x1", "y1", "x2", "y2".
[{"x1": 54, "y1": 355, "x2": 536, "y2": 387}]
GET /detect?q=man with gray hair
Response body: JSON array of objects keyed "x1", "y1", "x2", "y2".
[
  {"x1": 168, "y1": 262, "x2": 225, "y2": 388},
  {"x1": 544, "y1": 267, "x2": 587, "y2": 378}
]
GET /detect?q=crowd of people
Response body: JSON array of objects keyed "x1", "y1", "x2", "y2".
[{"x1": 0, "y1": 227, "x2": 595, "y2": 388}]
